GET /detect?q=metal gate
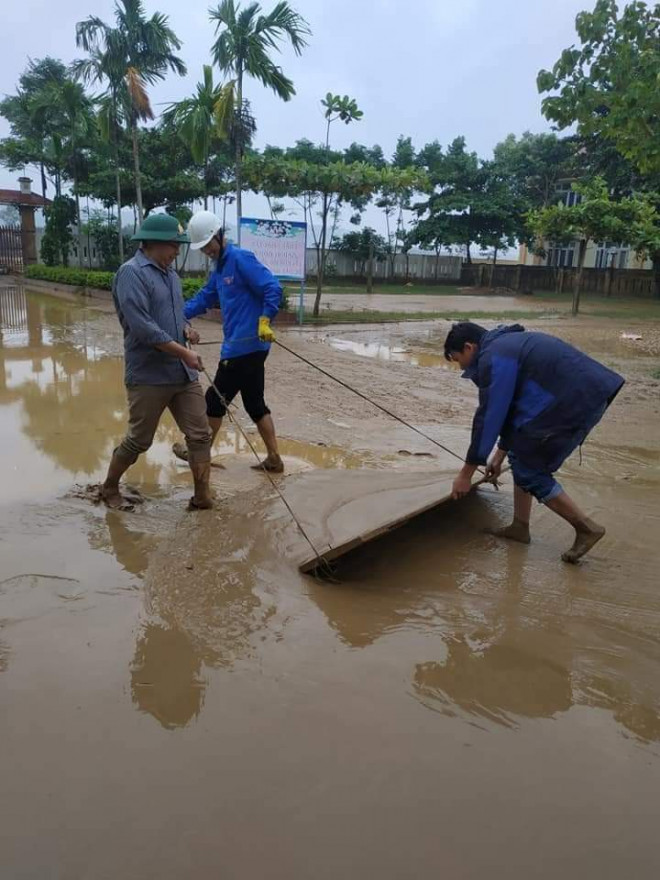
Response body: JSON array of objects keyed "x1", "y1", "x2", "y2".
[{"x1": 0, "y1": 225, "x2": 23, "y2": 273}]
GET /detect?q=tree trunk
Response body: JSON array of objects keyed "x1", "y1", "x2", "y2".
[
  {"x1": 367, "y1": 236, "x2": 374, "y2": 293},
  {"x1": 111, "y1": 97, "x2": 124, "y2": 263},
  {"x1": 313, "y1": 193, "x2": 329, "y2": 317},
  {"x1": 235, "y1": 70, "x2": 243, "y2": 245},
  {"x1": 435, "y1": 246, "x2": 441, "y2": 281},
  {"x1": 572, "y1": 239, "x2": 587, "y2": 315},
  {"x1": 203, "y1": 156, "x2": 209, "y2": 211},
  {"x1": 604, "y1": 253, "x2": 616, "y2": 298},
  {"x1": 465, "y1": 241, "x2": 472, "y2": 265},
  {"x1": 74, "y1": 180, "x2": 83, "y2": 269},
  {"x1": 131, "y1": 114, "x2": 144, "y2": 225},
  {"x1": 490, "y1": 247, "x2": 498, "y2": 289},
  {"x1": 652, "y1": 252, "x2": 660, "y2": 299},
  {"x1": 40, "y1": 162, "x2": 47, "y2": 201}
]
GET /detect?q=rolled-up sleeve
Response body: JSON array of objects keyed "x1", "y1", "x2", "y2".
[{"x1": 115, "y1": 264, "x2": 173, "y2": 346}]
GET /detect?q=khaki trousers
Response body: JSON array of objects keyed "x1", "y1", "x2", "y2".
[{"x1": 115, "y1": 382, "x2": 211, "y2": 465}]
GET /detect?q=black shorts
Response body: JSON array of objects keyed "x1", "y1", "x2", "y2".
[{"x1": 205, "y1": 350, "x2": 271, "y2": 423}]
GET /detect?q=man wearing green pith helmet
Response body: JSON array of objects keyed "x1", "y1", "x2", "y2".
[{"x1": 101, "y1": 213, "x2": 214, "y2": 511}]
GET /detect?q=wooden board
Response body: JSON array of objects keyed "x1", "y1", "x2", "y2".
[{"x1": 280, "y1": 468, "x2": 495, "y2": 573}]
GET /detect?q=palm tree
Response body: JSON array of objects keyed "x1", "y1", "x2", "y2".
[
  {"x1": 75, "y1": 0, "x2": 186, "y2": 226},
  {"x1": 164, "y1": 65, "x2": 235, "y2": 209},
  {"x1": 209, "y1": 0, "x2": 310, "y2": 240}
]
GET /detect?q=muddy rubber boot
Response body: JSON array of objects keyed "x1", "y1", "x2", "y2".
[
  {"x1": 562, "y1": 518, "x2": 606, "y2": 564},
  {"x1": 188, "y1": 461, "x2": 214, "y2": 510},
  {"x1": 251, "y1": 455, "x2": 284, "y2": 474},
  {"x1": 486, "y1": 518, "x2": 531, "y2": 545}
]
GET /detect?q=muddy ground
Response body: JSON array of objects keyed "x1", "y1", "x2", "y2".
[{"x1": 1, "y1": 281, "x2": 660, "y2": 879}]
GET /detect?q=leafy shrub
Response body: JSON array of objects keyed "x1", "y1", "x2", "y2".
[
  {"x1": 25, "y1": 265, "x2": 115, "y2": 290},
  {"x1": 26, "y1": 265, "x2": 292, "y2": 310}
]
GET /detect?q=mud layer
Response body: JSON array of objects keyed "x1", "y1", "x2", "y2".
[{"x1": 1, "y1": 283, "x2": 660, "y2": 879}]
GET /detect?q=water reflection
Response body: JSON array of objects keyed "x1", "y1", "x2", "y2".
[
  {"x1": 131, "y1": 624, "x2": 206, "y2": 730},
  {"x1": 92, "y1": 504, "x2": 275, "y2": 731},
  {"x1": 308, "y1": 495, "x2": 660, "y2": 743},
  {"x1": 0, "y1": 285, "x2": 169, "y2": 490}
]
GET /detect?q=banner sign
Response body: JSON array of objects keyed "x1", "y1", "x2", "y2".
[{"x1": 239, "y1": 218, "x2": 306, "y2": 280}]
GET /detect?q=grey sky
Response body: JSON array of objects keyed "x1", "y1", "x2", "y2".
[{"x1": 1, "y1": 0, "x2": 589, "y2": 236}]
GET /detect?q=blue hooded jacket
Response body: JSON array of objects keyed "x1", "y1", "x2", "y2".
[
  {"x1": 463, "y1": 325, "x2": 624, "y2": 470},
  {"x1": 184, "y1": 243, "x2": 282, "y2": 359}
]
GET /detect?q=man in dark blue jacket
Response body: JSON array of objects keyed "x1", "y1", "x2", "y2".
[
  {"x1": 173, "y1": 210, "x2": 284, "y2": 472},
  {"x1": 445, "y1": 322, "x2": 624, "y2": 563}
]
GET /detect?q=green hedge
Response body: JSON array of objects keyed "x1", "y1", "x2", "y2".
[
  {"x1": 25, "y1": 264, "x2": 291, "y2": 310},
  {"x1": 25, "y1": 264, "x2": 115, "y2": 290}
]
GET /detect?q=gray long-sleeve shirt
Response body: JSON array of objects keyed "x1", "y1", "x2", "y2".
[{"x1": 112, "y1": 249, "x2": 196, "y2": 386}]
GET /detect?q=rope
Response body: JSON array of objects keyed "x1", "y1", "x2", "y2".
[
  {"x1": 195, "y1": 332, "x2": 482, "y2": 469},
  {"x1": 273, "y1": 339, "x2": 471, "y2": 467},
  {"x1": 200, "y1": 365, "x2": 336, "y2": 579}
]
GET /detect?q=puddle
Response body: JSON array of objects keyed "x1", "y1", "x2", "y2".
[
  {"x1": 0, "y1": 287, "x2": 384, "y2": 505},
  {"x1": 0, "y1": 286, "x2": 181, "y2": 503},
  {"x1": 322, "y1": 335, "x2": 451, "y2": 368},
  {"x1": 187, "y1": 427, "x2": 387, "y2": 470}
]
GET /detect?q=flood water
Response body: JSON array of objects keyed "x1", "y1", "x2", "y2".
[{"x1": 1, "y1": 285, "x2": 660, "y2": 879}]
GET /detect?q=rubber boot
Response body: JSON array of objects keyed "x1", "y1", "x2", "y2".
[{"x1": 188, "y1": 461, "x2": 214, "y2": 510}]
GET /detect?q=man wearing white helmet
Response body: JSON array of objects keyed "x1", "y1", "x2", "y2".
[{"x1": 173, "y1": 210, "x2": 284, "y2": 472}]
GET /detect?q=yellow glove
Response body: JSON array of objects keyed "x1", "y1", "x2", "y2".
[{"x1": 258, "y1": 316, "x2": 276, "y2": 343}]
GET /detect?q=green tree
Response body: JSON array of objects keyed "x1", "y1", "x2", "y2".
[
  {"x1": 40, "y1": 80, "x2": 97, "y2": 266},
  {"x1": 538, "y1": 0, "x2": 660, "y2": 177},
  {"x1": 84, "y1": 210, "x2": 128, "y2": 270},
  {"x1": 0, "y1": 58, "x2": 72, "y2": 200},
  {"x1": 537, "y1": 1, "x2": 660, "y2": 294},
  {"x1": 528, "y1": 178, "x2": 656, "y2": 314},
  {"x1": 413, "y1": 137, "x2": 519, "y2": 265},
  {"x1": 310, "y1": 93, "x2": 364, "y2": 303},
  {"x1": 41, "y1": 195, "x2": 77, "y2": 266},
  {"x1": 493, "y1": 132, "x2": 578, "y2": 213},
  {"x1": 78, "y1": 127, "x2": 205, "y2": 219},
  {"x1": 334, "y1": 226, "x2": 387, "y2": 289},
  {"x1": 376, "y1": 135, "x2": 417, "y2": 275},
  {"x1": 75, "y1": 0, "x2": 187, "y2": 226},
  {"x1": 209, "y1": 0, "x2": 311, "y2": 239},
  {"x1": 243, "y1": 152, "x2": 426, "y2": 313}
]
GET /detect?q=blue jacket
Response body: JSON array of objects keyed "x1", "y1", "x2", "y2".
[
  {"x1": 463, "y1": 325, "x2": 624, "y2": 470},
  {"x1": 184, "y1": 244, "x2": 282, "y2": 359}
]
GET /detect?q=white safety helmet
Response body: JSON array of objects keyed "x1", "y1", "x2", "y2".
[{"x1": 187, "y1": 210, "x2": 222, "y2": 250}]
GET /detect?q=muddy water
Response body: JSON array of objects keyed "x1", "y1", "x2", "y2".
[{"x1": 2, "y1": 284, "x2": 660, "y2": 879}]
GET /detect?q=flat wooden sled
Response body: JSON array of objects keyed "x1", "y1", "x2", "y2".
[{"x1": 283, "y1": 469, "x2": 497, "y2": 574}]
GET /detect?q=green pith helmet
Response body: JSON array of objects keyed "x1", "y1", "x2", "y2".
[{"x1": 131, "y1": 213, "x2": 190, "y2": 243}]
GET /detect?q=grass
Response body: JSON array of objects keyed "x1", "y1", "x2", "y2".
[
  {"x1": 301, "y1": 308, "x2": 565, "y2": 325},
  {"x1": 317, "y1": 282, "x2": 464, "y2": 296},
  {"x1": 651, "y1": 368, "x2": 660, "y2": 380}
]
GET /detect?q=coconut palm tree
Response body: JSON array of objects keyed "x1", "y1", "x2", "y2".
[
  {"x1": 209, "y1": 0, "x2": 310, "y2": 240},
  {"x1": 75, "y1": 0, "x2": 186, "y2": 226}
]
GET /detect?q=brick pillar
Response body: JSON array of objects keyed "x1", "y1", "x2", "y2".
[{"x1": 19, "y1": 206, "x2": 38, "y2": 266}]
